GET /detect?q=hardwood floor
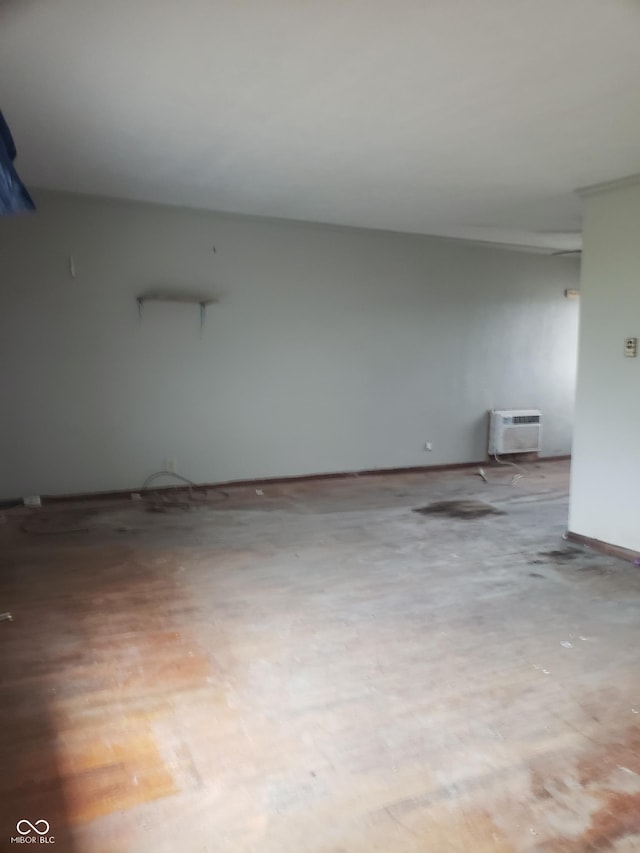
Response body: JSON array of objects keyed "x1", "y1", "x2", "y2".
[{"x1": 2, "y1": 461, "x2": 640, "y2": 851}]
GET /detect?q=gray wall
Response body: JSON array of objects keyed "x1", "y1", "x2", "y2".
[
  {"x1": 0, "y1": 191, "x2": 580, "y2": 499},
  {"x1": 569, "y1": 179, "x2": 640, "y2": 552}
]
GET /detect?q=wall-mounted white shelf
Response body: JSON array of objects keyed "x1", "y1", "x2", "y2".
[{"x1": 136, "y1": 291, "x2": 219, "y2": 327}]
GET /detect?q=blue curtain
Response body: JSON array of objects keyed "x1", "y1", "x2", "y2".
[{"x1": 0, "y1": 111, "x2": 35, "y2": 215}]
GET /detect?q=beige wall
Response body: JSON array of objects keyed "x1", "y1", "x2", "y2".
[
  {"x1": 569, "y1": 178, "x2": 640, "y2": 552},
  {"x1": 0, "y1": 191, "x2": 580, "y2": 499}
]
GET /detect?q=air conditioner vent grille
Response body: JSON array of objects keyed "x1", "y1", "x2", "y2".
[{"x1": 511, "y1": 415, "x2": 540, "y2": 425}]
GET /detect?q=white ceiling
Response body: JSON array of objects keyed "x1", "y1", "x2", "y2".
[{"x1": 2, "y1": 0, "x2": 640, "y2": 251}]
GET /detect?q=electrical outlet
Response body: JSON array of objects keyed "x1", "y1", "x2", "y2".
[
  {"x1": 165, "y1": 458, "x2": 178, "y2": 473},
  {"x1": 424, "y1": 442, "x2": 433, "y2": 452},
  {"x1": 624, "y1": 337, "x2": 638, "y2": 358}
]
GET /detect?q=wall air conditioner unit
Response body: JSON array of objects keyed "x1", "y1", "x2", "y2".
[{"x1": 488, "y1": 409, "x2": 542, "y2": 455}]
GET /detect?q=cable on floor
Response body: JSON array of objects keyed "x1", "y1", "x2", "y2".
[
  {"x1": 140, "y1": 471, "x2": 230, "y2": 506},
  {"x1": 476, "y1": 455, "x2": 528, "y2": 486},
  {"x1": 492, "y1": 453, "x2": 526, "y2": 485}
]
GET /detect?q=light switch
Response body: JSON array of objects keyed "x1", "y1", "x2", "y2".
[{"x1": 624, "y1": 337, "x2": 638, "y2": 357}]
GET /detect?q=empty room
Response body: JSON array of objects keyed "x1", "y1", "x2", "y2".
[{"x1": 1, "y1": 1, "x2": 640, "y2": 850}]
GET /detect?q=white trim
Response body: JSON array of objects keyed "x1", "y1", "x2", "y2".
[{"x1": 577, "y1": 173, "x2": 640, "y2": 198}]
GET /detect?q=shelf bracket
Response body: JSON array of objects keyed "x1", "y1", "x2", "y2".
[{"x1": 136, "y1": 292, "x2": 219, "y2": 329}]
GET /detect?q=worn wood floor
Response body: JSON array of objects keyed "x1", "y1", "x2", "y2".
[{"x1": 2, "y1": 460, "x2": 640, "y2": 852}]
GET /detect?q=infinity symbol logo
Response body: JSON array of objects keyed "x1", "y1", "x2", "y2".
[{"x1": 17, "y1": 819, "x2": 50, "y2": 835}]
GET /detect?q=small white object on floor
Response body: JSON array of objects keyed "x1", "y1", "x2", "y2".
[
  {"x1": 0, "y1": 612, "x2": 13, "y2": 622},
  {"x1": 256, "y1": 489, "x2": 264, "y2": 496},
  {"x1": 560, "y1": 641, "x2": 573, "y2": 648}
]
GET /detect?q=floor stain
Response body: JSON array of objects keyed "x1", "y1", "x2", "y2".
[
  {"x1": 538, "y1": 548, "x2": 583, "y2": 561},
  {"x1": 413, "y1": 500, "x2": 505, "y2": 519},
  {"x1": 576, "y1": 726, "x2": 640, "y2": 787},
  {"x1": 541, "y1": 790, "x2": 640, "y2": 852},
  {"x1": 579, "y1": 790, "x2": 640, "y2": 850},
  {"x1": 58, "y1": 724, "x2": 177, "y2": 823}
]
